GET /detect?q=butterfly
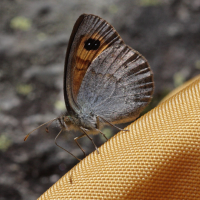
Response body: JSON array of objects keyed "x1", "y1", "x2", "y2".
[{"x1": 24, "y1": 14, "x2": 154, "y2": 161}]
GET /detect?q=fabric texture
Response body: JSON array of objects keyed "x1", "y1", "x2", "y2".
[{"x1": 38, "y1": 75, "x2": 200, "y2": 200}]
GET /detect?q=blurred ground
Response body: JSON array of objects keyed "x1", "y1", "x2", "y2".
[{"x1": 0, "y1": 0, "x2": 200, "y2": 199}]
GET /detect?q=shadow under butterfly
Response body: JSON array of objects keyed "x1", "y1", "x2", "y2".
[{"x1": 24, "y1": 14, "x2": 154, "y2": 161}]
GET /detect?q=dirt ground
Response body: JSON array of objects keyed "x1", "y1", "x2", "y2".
[{"x1": 0, "y1": 0, "x2": 200, "y2": 199}]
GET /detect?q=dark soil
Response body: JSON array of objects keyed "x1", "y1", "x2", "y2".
[{"x1": 0, "y1": 0, "x2": 199, "y2": 199}]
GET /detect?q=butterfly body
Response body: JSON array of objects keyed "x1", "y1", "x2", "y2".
[{"x1": 60, "y1": 14, "x2": 154, "y2": 137}]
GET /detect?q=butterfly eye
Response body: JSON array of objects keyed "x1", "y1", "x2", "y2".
[{"x1": 84, "y1": 38, "x2": 100, "y2": 51}]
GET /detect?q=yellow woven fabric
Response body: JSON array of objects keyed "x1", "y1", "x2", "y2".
[
  {"x1": 38, "y1": 76, "x2": 200, "y2": 200},
  {"x1": 161, "y1": 75, "x2": 200, "y2": 103}
]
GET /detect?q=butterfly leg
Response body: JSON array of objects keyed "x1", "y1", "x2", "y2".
[
  {"x1": 80, "y1": 127, "x2": 99, "y2": 154},
  {"x1": 55, "y1": 129, "x2": 81, "y2": 161},
  {"x1": 97, "y1": 116, "x2": 129, "y2": 132},
  {"x1": 96, "y1": 116, "x2": 108, "y2": 141},
  {"x1": 74, "y1": 134, "x2": 86, "y2": 157}
]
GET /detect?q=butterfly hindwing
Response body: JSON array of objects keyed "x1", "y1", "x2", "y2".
[{"x1": 77, "y1": 43, "x2": 154, "y2": 124}]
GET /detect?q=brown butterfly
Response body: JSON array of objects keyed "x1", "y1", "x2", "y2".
[{"x1": 24, "y1": 14, "x2": 154, "y2": 161}]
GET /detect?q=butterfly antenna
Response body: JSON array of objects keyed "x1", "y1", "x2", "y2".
[
  {"x1": 55, "y1": 129, "x2": 81, "y2": 161},
  {"x1": 24, "y1": 118, "x2": 57, "y2": 141}
]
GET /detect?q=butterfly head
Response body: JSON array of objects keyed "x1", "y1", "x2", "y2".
[
  {"x1": 57, "y1": 113, "x2": 80, "y2": 132},
  {"x1": 57, "y1": 115, "x2": 71, "y2": 131}
]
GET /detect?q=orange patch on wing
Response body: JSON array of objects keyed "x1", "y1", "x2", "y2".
[
  {"x1": 76, "y1": 57, "x2": 91, "y2": 70},
  {"x1": 72, "y1": 33, "x2": 109, "y2": 98}
]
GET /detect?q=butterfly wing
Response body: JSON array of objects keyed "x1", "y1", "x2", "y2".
[
  {"x1": 64, "y1": 14, "x2": 123, "y2": 113},
  {"x1": 77, "y1": 43, "x2": 154, "y2": 124}
]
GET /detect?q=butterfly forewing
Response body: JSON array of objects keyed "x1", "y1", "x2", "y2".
[{"x1": 64, "y1": 14, "x2": 123, "y2": 112}]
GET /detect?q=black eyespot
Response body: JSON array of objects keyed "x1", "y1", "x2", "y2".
[{"x1": 84, "y1": 38, "x2": 100, "y2": 51}]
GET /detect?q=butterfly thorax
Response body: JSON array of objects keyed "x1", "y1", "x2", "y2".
[{"x1": 58, "y1": 109, "x2": 98, "y2": 133}]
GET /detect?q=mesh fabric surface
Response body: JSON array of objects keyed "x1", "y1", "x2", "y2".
[{"x1": 38, "y1": 75, "x2": 200, "y2": 200}]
